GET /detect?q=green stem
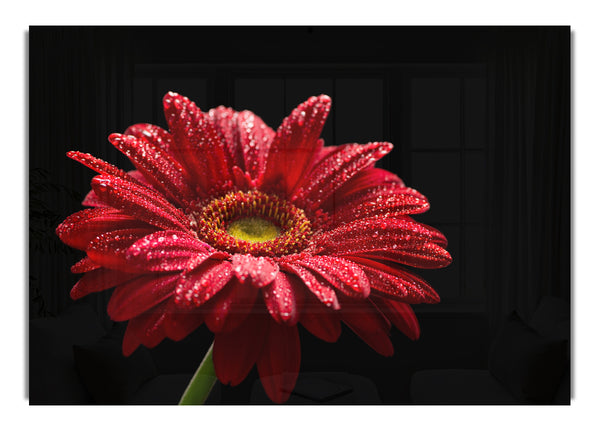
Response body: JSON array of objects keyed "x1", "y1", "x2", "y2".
[{"x1": 178, "y1": 342, "x2": 217, "y2": 405}]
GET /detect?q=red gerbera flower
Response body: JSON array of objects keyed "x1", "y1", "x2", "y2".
[{"x1": 56, "y1": 92, "x2": 451, "y2": 404}]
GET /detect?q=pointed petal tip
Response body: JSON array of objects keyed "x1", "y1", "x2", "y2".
[
  {"x1": 108, "y1": 132, "x2": 124, "y2": 143},
  {"x1": 318, "y1": 94, "x2": 332, "y2": 103}
]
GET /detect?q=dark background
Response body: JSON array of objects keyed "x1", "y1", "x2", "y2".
[{"x1": 29, "y1": 26, "x2": 570, "y2": 404}]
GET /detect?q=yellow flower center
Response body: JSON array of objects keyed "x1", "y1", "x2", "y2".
[
  {"x1": 227, "y1": 217, "x2": 281, "y2": 243},
  {"x1": 189, "y1": 190, "x2": 312, "y2": 256}
]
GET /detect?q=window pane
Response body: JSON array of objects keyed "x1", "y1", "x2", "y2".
[
  {"x1": 411, "y1": 152, "x2": 461, "y2": 224},
  {"x1": 465, "y1": 150, "x2": 486, "y2": 223},
  {"x1": 465, "y1": 77, "x2": 486, "y2": 149},
  {"x1": 234, "y1": 78, "x2": 285, "y2": 130},
  {"x1": 132, "y1": 77, "x2": 153, "y2": 124},
  {"x1": 465, "y1": 225, "x2": 485, "y2": 300},
  {"x1": 411, "y1": 78, "x2": 460, "y2": 149},
  {"x1": 335, "y1": 78, "x2": 384, "y2": 145}
]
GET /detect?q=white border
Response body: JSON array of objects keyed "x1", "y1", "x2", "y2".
[{"x1": 4, "y1": 1, "x2": 598, "y2": 430}]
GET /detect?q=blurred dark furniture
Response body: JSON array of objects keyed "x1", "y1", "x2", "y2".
[
  {"x1": 29, "y1": 303, "x2": 220, "y2": 405},
  {"x1": 410, "y1": 296, "x2": 570, "y2": 404}
]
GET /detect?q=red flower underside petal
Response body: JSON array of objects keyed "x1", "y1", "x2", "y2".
[
  {"x1": 204, "y1": 278, "x2": 259, "y2": 333},
  {"x1": 109, "y1": 133, "x2": 195, "y2": 206},
  {"x1": 292, "y1": 142, "x2": 393, "y2": 212},
  {"x1": 231, "y1": 254, "x2": 279, "y2": 288},
  {"x1": 125, "y1": 230, "x2": 213, "y2": 272},
  {"x1": 339, "y1": 297, "x2": 394, "y2": 357},
  {"x1": 70, "y1": 256, "x2": 100, "y2": 273},
  {"x1": 298, "y1": 286, "x2": 342, "y2": 343},
  {"x1": 262, "y1": 271, "x2": 299, "y2": 325},
  {"x1": 122, "y1": 300, "x2": 169, "y2": 356},
  {"x1": 236, "y1": 110, "x2": 275, "y2": 180},
  {"x1": 206, "y1": 106, "x2": 243, "y2": 167},
  {"x1": 295, "y1": 255, "x2": 370, "y2": 298},
  {"x1": 213, "y1": 307, "x2": 269, "y2": 386},
  {"x1": 67, "y1": 151, "x2": 146, "y2": 186},
  {"x1": 126, "y1": 169, "x2": 153, "y2": 186},
  {"x1": 124, "y1": 123, "x2": 175, "y2": 156},
  {"x1": 279, "y1": 262, "x2": 340, "y2": 310},
  {"x1": 70, "y1": 268, "x2": 140, "y2": 300},
  {"x1": 262, "y1": 95, "x2": 331, "y2": 196},
  {"x1": 322, "y1": 167, "x2": 405, "y2": 211},
  {"x1": 91, "y1": 175, "x2": 191, "y2": 232},
  {"x1": 370, "y1": 296, "x2": 420, "y2": 340},
  {"x1": 163, "y1": 300, "x2": 205, "y2": 342},
  {"x1": 82, "y1": 190, "x2": 109, "y2": 207},
  {"x1": 231, "y1": 165, "x2": 255, "y2": 190},
  {"x1": 174, "y1": 259, "x2": 233, "y2": 308},
  {"x1": 85, "y1": 228, "x2": 157, "y2": 273},
  {"x1": 326, "y1": 186, "x2": 431, "y2": 228},
  {"x1": 163, "y1": 92, "x2": 234, "y2": 196},
  {"x1": 256, "y1": 321, "x2": 301, "y2": 404},
  {"x1": 56, "y1": 207, "x2": 150, "y2": 251},
  {"x1": 312, "y1": 215, "x2": 448, "y2": 256},
  {"x1": 348, "y1": 256, "x2": 440, "y2": 304},
  {"x1": 343, "y1": 242, "x2": 452, "y2": 269},
  {"x1": 107, "y1": 273, "x2": 180, "y2": 321},
  {"x1": 311, "y1": 143, "x2": 337, "y2": 167}
]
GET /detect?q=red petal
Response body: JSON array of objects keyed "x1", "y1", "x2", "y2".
[
  {"x1": 122, "y1": 300, "x2": 169, "y2": 356},
  {"x1": 312, "y1": 143, "x2": 337, "y2": 166},
  {"x1": 231, "y1": 254, "x2": 279, "y2": 288},
  {"x1": 85, "y1": 228, "x2": 156, "y2": 273},
  {"x1": 82, "y1": 190, "x2": 108, "y2": 207},
  {"x1": 174, "y1": 260, "x2": 233, "y2": 308},
  {"x1": 298, "y1": 285, "x2": 341, "y2": 343},
  {"x1": 107, "y1": 273, "x2": 179, "y2": 321},
  {"x1": 213, "y1": 308, "x2": 269, "y2": 386},
  {"x1": 312, "y1": 215, "x2": 448, "y2": 256},
  {"x1": 348, "y1": 257, "x2": 440, "y2": 304},
  {"x1": 296, "y1": 255, "x2": 370, "y2": 298},
  {"x1": 370, "y1": 296, "x2": 420, "y2": 340},
  {"x1": 236, "y1": 110, "x2": 276, "y2": 179},
  {"x1": 204, "y1": 279, "x2": 259, "y2": 333},
  {"x1": 109, "y1": 133, "x2": 195, "y2": 206},
  {"x1": 70, "y1": 268, "x2": 140, "y2": 300},
  {"x1": 163, "y1": 92, "x2": 234, "y2": 195},
  {"x1": 124, "y1": 123, "x2": 174, "y2": 155},
  {"x1": 262, "y1": 271, "x2": 299, "y2": 325},
  {"x1": 56, "y1": 207, "x2": 149, "y2": 250},
  {"x1": 339, "y1": 298, "x2": 394, "y2": 357},
  {"x1": 327, "y1": 185, "x2": 430, "y2": 227},
  {"x1": 70, "y1": 256, "x2": 100, "y2": 273},
  {"x1": 279, "y1": 262, "x2": 340, "y2": 310},
  {"x1": 292, "y1": 141, "x2": 393, "y2": 211},
  {"x1": 206, "y1": 106, "x2": 242, "y2": 167},
  {"x1": 343, "y1": 242, "x2": 452, "y2": 269},
  {"x1": 67, "y1": 151, "x2": 146, "y2": 186},
  {"x1": 324, "y1": 167, "x2": 405, "y2": 209},
  {"x1": 262, "y1": 95, "x2": 331, "y2": 195},
  {"x1": 91, "y1": 175, "x2": 191, "y2": 232},
  {"x1": 256, "y1": 321, "x2": 301, "y2": 404},
  {"x1": 125, "y1": 230, "x2": 213, "y2": 272},
  {"x1": 163, "y1": 300, "x2": 205, "y2": 342}
]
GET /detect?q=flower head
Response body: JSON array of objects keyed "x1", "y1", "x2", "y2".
[{"x1": 57, "y1": 92, "x2": 451, "y2": 403}]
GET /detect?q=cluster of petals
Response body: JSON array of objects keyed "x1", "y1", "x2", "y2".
[{"x1": 56, "y1": 92, "x2": 452, "y2": 403}]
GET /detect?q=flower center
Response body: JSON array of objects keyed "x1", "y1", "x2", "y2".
[
  {"x1": 190, "y1": 190, "x2": 312, "y2": 256},
  {"x1": 227, "y1": 217, "x2": 281, "y2": 243}
]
